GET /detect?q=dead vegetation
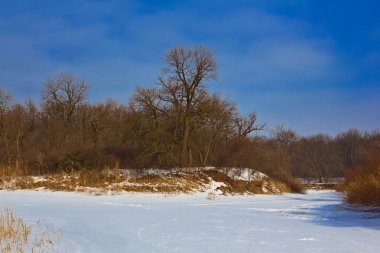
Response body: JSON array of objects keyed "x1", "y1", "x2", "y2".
[
  {"x1": 267, "y1": 171, "x2": 305, "y2": 194},
  {"x1": 0, "y1": 209, "x2": 61, "y2": 253},
  {"x1": 344, "y1": 157, "x2": 380, "y2": 206},
  {"x1": 0, "y1": 170, "x2": 206, "y2": 194},
  {"x1": 203, "y1": 170, "x2": 269, "y2": 194},
  {"x1": 0, "y1": 167, "x2": 303, "y2": 195}
]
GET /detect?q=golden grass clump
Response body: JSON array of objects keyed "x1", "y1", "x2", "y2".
[
  {"x1": 267, "y1": 171, "x2": 305, "y2": 194},
  {"x1": 344, "y1": 165, "x2": 380, "y2": 206},
  {"x1": 0, "y1": 209, "x2": 61, "y2": 253}
]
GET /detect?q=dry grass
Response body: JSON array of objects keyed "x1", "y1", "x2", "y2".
[
  {"x1": 203, "y1": 170, "x2": 266, "y2": 194},
  {"x1": 270, "y1": 180, "x2": 291, "y2": 193},
  {"x1": 1, "y1": 169, "x2": 125, "y2": 193},
  {"x1": 0, "y1": 167, "x2": 303, "y2": 195},
  {"x1": 0, "y1": 169, "x2": 209, "y2": 194},
  {"x1": 0, "y1": 209, "x2": 61, "y2": 253},
  {"x1": 344, "y1": 165, "x2": 380, "y2": 206},
  {"x1": 267, "y1": 171, "x2": 305, "y2": 194}
]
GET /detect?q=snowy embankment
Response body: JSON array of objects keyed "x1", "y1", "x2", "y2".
[
  {"x1": 0, "y1": 167, "x2": 294, "y2": 195},
  {"x1": 1, "y1": 190, "x2": 380, "y2": 253}
]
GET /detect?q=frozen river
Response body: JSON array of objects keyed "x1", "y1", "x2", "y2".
[{"x1": 1, "y1": 190, "x2": 380, "y2": 253}]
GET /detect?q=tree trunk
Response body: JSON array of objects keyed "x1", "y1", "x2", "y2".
[{"x1": 181, "y1": 116, "x2": 190, "y2": 166}]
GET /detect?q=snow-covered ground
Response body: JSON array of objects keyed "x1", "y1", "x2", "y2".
[{"x1": 1, "y1": 190, "x2": 380, "y2": 253}]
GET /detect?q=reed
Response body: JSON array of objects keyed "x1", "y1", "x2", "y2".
[{"x1": 0, "y1": 209, "x2": 61, "y2": 253}]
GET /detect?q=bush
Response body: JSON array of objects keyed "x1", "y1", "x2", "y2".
[
  {"x1": 344, "y1": 157, "x2": 380, "y2": 206},
  {"x1": 267, "y1": 171, "x2": 305, "y2": 194}
]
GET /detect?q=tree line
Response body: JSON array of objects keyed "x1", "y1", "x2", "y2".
[{"x1": 0, "y1": 45, "x2": 379, "y2": 180}]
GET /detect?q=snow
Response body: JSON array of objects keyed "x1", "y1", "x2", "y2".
[
  {"x1": 207, "y1": 179, "x2": 227, "y2": 195},
  {"x1": 31, "y1": 176, "x2": 46, "y2": 183},
  {"x1": 225, "y1": 168, "x2": 268, "y2": 181},
  {"x1": 1, "y1": 190, "x2": 380, "y2": 252},
  {"x1": 122, "y1": 167, "x2": 267, "y2": 182}
]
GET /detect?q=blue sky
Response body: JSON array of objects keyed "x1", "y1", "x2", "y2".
[{"x1": 1, "y1": 0, "x2": 379, "y2": 136}]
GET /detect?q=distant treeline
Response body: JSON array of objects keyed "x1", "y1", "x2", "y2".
[{"x1": 0, "y1": 46, "x2": 379, "y2": 181}]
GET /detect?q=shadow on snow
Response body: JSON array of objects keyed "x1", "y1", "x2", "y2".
[{"x1": 283, "y1": 191, "x2": 380, "y2": 230}]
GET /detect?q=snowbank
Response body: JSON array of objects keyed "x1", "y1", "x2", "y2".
[{"x1": 0, "y1": 167, "x2": 295, "y2": 195}]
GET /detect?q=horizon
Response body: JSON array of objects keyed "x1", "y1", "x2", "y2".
[{"x1": 1, "y1": 0, "x2": 379, "y2": 136}]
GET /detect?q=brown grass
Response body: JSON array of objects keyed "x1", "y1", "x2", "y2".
[
  {"x1": 0, "y1": 209, "x2": 61, "y2": 253},
  {"x1": 203, "y1": 170, "x2": 266, "y2": 194},
  {"x1": 344, "y1": 163, "x2": 380, "y2": 206},
  {"x1": 1, "y1": 168, "x2": 125, "y2": 192},
  {"x1": 267, "y1": 171, "x2": 305, "y2": 194},
  {"x1": 1, "y1": 167, "x2": 303, "y2": 195},
  {"x1": 0, "y1": 169, "x2": 209, "y2": 194}
]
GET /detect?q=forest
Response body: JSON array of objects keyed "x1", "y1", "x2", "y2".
[{"x1": 0, "y1": 46, "x2": 379, "y2": 198}]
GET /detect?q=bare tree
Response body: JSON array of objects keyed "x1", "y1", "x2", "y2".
[
  {"x1": 0, "y1": 85, "x2": 12, "y2": 113},
  {"x1": 130, "y1": 46, "x2": 266, "y2": 167},
  {"x1": 158, "y1": 45, "x2": 217, "y2": 165},
  {"x1": 234, "y1": 113, "x2": 265, "y2": 138},
  {"x1": 193, "y1": 94, "x2": 236, "y2": 166},
  {"x1": 271, "y1": 125, "x2": 297, "y2": 173},
  {"x1": 336, "y1": 129, "x2": 363, "y2": 169},
  {"x1": 42, "y1": 73, "x2": 89, "y2": 133},
  {"x1": 292, "y1": 134, "x2": 343, "y2": 182},
  {"x1": 0, "y1": 86, "x2": 12, "y2": 168}
]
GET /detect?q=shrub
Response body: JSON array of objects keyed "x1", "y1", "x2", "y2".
[
  {"x1": 267, "y1": 171, "x2": 305, "y2": 194},
  {"x1": 344, "y1": 157, "x2": 380, "y2": 206}
]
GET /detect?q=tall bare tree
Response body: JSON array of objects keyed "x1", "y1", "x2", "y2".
[
  {"x1": 42, "y1": 73, "x2": 89, "y2": 136},
  {"x1": 42, "y1": 73, "x2": 88, "y2": 120},
  {"x1": 161, "y1": 46, "x2": 217, "y2": 165},
  {"x1": 271, "y1": 125, "x2": 297, "y2": 173},
  {"x1": 158, "y1": 45, "x2": 217, "y2": 165},
  {"x1": 0, "y1": 86, "x2": 12, "y2": 168}
]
